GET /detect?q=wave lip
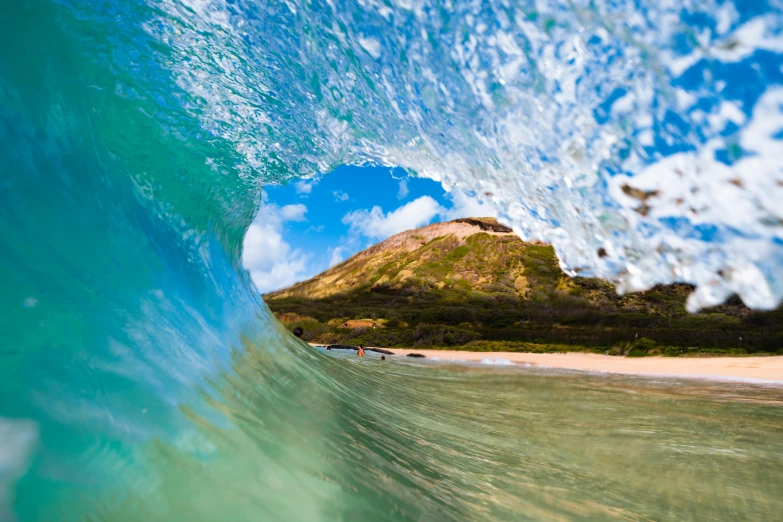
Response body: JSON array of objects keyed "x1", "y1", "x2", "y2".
[{"x1": 143, "y1": 0, "x2": 783, "y2": 309}]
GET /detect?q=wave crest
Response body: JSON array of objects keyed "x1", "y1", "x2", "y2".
[{"x1": 135, "y1": 0, "x2": 783, "y2": 309}]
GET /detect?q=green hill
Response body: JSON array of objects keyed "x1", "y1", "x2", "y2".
[{"x1": 264, "y1": 218, "x2": 782, "y2": 356}]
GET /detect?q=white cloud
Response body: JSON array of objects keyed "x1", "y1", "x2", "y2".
[
  {"x1": 441, "y1": 190, "x2": 497, "y2": 220},
  {"x1": 294, "y1": 181, "x2": 313, "y2": 194},
  {"x1": 242, "y1": 199, "x2": 312, "y2": 293},
  {"x1": 328, "y1": 246, "x2": 345, "y2": 267},
  {"x1": 342, "y1": 196, "x2": 445, "y2": 241},
  {"x1": 280, "y1": 203, "x2": 307, "y2": 221},
  {"x1": 333, "y1": 190, "x2": 349, "y2": 202},
  {"x1": 397, "y1": 180, "x2": 409, "y2": 199},
  {"x1": 340, "y1": 189, "x2": 497, "y2": 244}
]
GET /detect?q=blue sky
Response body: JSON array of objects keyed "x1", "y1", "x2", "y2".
[{"x1": 242, "y1": 165, "x2": 495, "y2": 292}]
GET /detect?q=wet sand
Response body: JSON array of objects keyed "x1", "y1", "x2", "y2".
[{"x1": 384, "y1": 349, "x2": 783, "y2": 382}]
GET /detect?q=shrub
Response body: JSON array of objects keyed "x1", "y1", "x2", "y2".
[
  {"x1": 285, "y1": 318, "x2": 333, "y2": 341},
  {"x1": 626, "y1": 337, "x2": 657, "y2": 357},
  {"x1": 420, "y1": 306, "x2": 476, "y2": 325},
  {"x1": 412, "y1": 324, "x2": 480, "y2": 347}
]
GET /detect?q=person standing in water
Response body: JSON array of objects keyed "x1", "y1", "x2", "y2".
[{"x1": 357, "y1": 346, "x2": 365, "y2": 357}]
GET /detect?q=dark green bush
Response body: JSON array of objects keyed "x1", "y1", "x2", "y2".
[{"x1": 412, "y1": 324, "x2": 480, "y2": 347}]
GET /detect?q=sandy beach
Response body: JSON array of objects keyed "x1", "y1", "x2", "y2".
[
  {"x1": 313, "y1": 343, "x2": 783, "y2": 382},
  {"x1": 381, "y1": 348, "x2": 783, "y2": 383}
]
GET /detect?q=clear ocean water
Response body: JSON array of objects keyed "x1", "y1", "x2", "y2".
[{"x1": 1, "y1": 0, "x2": 782, "y2": 520}]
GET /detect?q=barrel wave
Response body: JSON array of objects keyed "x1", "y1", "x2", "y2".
[{"x1": 1, "y1": 0, "x2": 783, "y2": 520}]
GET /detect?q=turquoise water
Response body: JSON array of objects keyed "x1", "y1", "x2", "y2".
[{"x1": 1, "y1": 0, "x2": 783, "y2": 520}]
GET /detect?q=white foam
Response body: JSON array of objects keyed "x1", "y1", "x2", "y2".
[
  {"x1": 149, "y1": 0, "x2": 783, "y2": 309},
  {"x1": 480, "y1": 358, "x2": 515, "y2": 366}
]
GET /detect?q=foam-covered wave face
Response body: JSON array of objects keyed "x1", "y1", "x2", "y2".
[{"x1": 130, "y1": 0, "x2": 783, "y2": 310}]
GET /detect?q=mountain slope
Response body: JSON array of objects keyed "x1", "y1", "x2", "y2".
[
  {"x1": 269, "y1": 218, "x2": 533, "y2": 300},
  {"x1": 265, "y1": 218, "x2": 782, "y2": 355}
]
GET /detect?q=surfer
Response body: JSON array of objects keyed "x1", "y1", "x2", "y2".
[
  {"x1": 357, "y1": 346, "x2": 365, "y2": 357},
  {"x1": 293, "y1": 327, "x2": 303, "y2": 339}
]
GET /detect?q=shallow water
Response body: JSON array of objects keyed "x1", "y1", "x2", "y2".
[
  {"x1": 22, "y1": 344, "x2": 783, "y2": 521},
  {"x1": 2, "y1": 0, "x2": 783, "y2": 520}
]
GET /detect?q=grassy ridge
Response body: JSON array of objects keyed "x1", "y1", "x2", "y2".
[{"x1": 265, "y1": 221, "x2": 782, "y2": 356}]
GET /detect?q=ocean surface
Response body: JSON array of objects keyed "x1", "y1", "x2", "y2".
[{"x1": 1, "y1": 0, "x2": 783, "y2": 520}]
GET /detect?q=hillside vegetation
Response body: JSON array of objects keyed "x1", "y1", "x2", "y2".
[{"x1": 265, "y1": 218, "x2": 782, "y2": 356}]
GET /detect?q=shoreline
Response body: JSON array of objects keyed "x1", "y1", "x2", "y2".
[{"x1": 381, "y1": 348, "x2": 783, "y2": 383}]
